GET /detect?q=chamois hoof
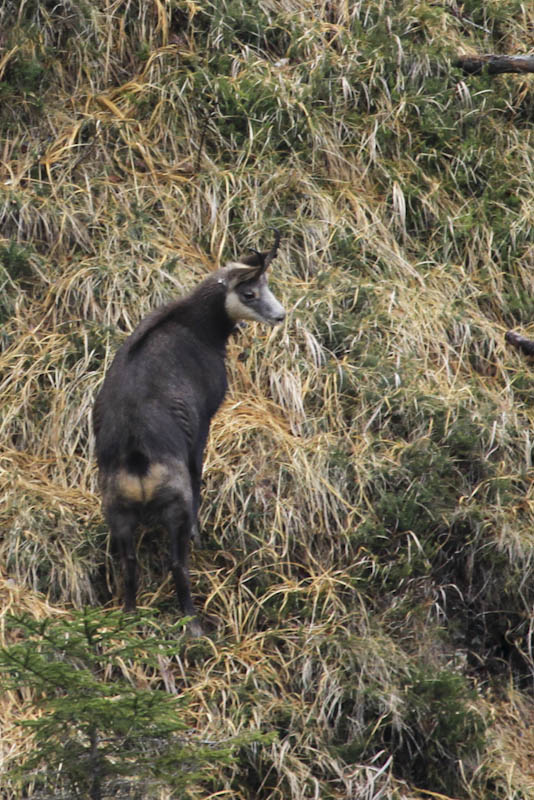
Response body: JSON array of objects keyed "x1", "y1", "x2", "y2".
[
  {"x1": 187, "y1": 618, "x2": 204, "y2": 638},
  {"x1": 191, "y1": 522, "x2": 201, "y2": 547}
]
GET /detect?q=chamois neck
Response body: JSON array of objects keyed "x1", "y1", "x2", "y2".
[{"x1": 178, "y1": 277, "x2": 235, "y2": 347}]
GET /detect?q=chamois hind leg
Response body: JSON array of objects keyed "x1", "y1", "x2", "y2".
[
  {"x1": 161, "y1": 498, "x2": 203, "y2": 635},
  {"x1": 107, "y1": 507, "x2": 138, "y2": 613}
]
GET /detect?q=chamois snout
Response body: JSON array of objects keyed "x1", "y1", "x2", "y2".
[{"x1": 261, "y1": 286, "x2": 286, "y2": 325}]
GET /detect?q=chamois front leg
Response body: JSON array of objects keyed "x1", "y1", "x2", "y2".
[{"x1": 189, "y1": 459, "x2": 203, "y2": 547}]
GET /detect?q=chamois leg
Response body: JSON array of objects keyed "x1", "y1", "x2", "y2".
[
  {"x1": 108, "y1": 508, "x2": 138, "y2": 613},
  {"x1": 161, "y1": 500, "x2": 203, "y2": 635},
  {"x1": 190, "y1": 470, "x2": 202, "y2": 546}
]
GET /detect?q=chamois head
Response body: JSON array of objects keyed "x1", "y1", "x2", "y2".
[{"x1": 220, "y1": 230, "x2": 286, "y2": 326}]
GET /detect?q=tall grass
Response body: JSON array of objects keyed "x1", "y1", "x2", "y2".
[{"x1": 2, "y1": 0, "x2": 534, "y2": 796}]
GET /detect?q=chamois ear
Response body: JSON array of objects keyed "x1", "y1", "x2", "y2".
[
  {"x1": 223, "y1": 263, "x2": 263, "y2": 290},
  {"x1": 238, "y1": 229, "x2": 281, "y2": 273}
]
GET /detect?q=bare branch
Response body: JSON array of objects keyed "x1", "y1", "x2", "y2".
[
  {"x1": 455, "y1": 54, "x2": 534, "y2": 75},
  {"x1": 505, "y1": 331, "x2": 534, "y2": 356}
]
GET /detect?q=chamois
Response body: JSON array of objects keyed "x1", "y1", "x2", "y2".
[{"x1": 93, "y1": 232, "x2": 285, "y2": 634}]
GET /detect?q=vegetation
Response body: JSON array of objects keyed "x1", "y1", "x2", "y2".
[
  {"x1": 1, "y1": 0, "x2": 534, "y2": 796},
  {"x1": 0, "y1": 610, "x2": 265, "y2": 799}
]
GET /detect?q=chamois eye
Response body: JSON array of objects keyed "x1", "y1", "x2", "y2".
[{"x1": 242, "y1": 289, "x2": 256, "y2": 301}]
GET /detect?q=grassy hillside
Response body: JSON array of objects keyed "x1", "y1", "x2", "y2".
[{"x1": 2, "y1": 0, "x2": 534, "y2": 797}]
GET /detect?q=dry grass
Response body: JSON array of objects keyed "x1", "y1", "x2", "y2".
[{"x1": 2, "y1": 0, "x2": 534, "y2": 797}]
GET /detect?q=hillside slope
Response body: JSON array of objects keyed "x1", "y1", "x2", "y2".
[{"x1": 2, "y1": 1, "x2": 534, "y2": 797}]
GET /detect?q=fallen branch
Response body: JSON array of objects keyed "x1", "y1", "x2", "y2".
[
  {"x1": 505, "y1": 330, "x2": 534, "y2": 356},
  {"x1": 455, "y1": 54, "x2": 534, "y2": 75}
]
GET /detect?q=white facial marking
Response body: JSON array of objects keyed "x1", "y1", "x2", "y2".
[
  {"x1": 225, "y1": 285, "x2": 286, "y2": 325},
  {"x1": 261, "y1": 286, "x2": 286, "y2": 323}
]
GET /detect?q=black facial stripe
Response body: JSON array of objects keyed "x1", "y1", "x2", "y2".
[{"x1": 240, "y1": 288, "x2": 258, "y2": 301}]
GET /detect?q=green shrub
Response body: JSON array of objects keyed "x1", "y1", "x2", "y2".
[
  {"x1": 395, "y1": 667, "x2": 486, "y2": 792},
  {"x1": 0, "y1": 609, "x2": 271, "y2": 799}
]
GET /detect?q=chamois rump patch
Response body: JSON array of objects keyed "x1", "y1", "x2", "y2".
[{"x1": 106, "y1": 461, "x2": 192, "y2": 506}]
